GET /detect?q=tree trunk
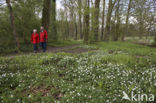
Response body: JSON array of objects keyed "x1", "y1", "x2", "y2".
[
  {"x1": 104, "y1": 0, "x2": 117, "y2": 41},
  {"x1": 64, "y1": 6, "x2": 69, "y2": 40},
  {"x1": 101, "y1": 0, "x2": 105, "y2": 41},
  {"x1": 122, "y1": 0, "x2": 132, "y2": 41},
  {"x1": 78, "y1": 0, "x2": 83, "y2": 39},
  {"x1": 42, "y1": 0, "x2": 51, "y2": 31},
  {"x1": 74, "y1": 15, "x2": 78, "y2": 40},
  {"x1": 6, "y1": 0, "x2": 20, "y2": 50},
  {"x1": 92, "y1": 0, "x2": 101, "y2": 42},
  {"x1": 83, "y1": 0, "x2": 90, "y2": 44},
  {"x1": 51, "y1": 0, "x2": 57, "y2": 41},
  {"x1": 154, "y1": 0, "x2": 156, "y2": 44},
  {"x1": 114, "y1": 0, "x2": 121, "y2": 41},
  {"x1": 154, "y1": 36, "x2": 156, "y2": 45},
  {"x1": 139, "y1": 13, "x2": 144, "y2": 39},
  {"x1": 82, "y1": 13, "x2": 85, "y2": 40}
]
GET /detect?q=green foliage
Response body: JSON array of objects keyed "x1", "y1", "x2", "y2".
[
  {"x1": 0, "y1": 43, "x2": 33, "y2": 56},
  {"x1": 0, "y1": 0, "x2": 42, "y2": 47}
]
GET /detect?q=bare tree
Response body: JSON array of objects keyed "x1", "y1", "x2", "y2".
[
  {"x1": 6, "y1": 0, "x2": 20, "y2": 50},
  {"x1": 114, "y1": 0, "x2": 121, "y2": 41},
  {"x1": 153, "y1": 0, "x2": 156, "y2": 43},
  {"x1": 93, "y1": 0, "x2": 101, "y2": 42},
  {"x1": 83, "y1": 0, "x2": 90, "y2": 44},
  {"x1": 78, "y1": 0, "x2": 83, "y2": 39},
  {"x1": 104, "y1": 0, "x2": 117, "y2": 41},
  {"x1": 101, "y1": 0, "x2": 106, "y2": 41},
  {"x1": 51, "y1": 0, "x2": 57, "y2": 41},
  {"x1": 122, "y1": 0, "x2": 132, "y2": 41}
]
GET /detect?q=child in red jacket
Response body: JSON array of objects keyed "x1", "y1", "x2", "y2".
[
  {"x1": 40, "y1": 26, "x2": 48, "y2": 52},
  {"x1": 31, "y1": 29, "x2": 39, "y2": 53}
]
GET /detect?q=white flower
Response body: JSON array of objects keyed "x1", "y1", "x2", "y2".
[
  {"x1": 11, "y1": 94, "x2": 14, "y2": 98},
  {"x1": 17, "y1": 99, "x2": 20, "y2": 102},
  {"x1": 77, "y1": 93, "x2": 80, "y2": 96},
  {"x1": 88, "y1": 96, "x2": 91, "y2": 98},
  {"x1": 28, "y1": 95, "x2": 32, "y2": 98}
]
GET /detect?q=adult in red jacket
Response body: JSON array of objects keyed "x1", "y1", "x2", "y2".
[
  {"x1": 40, "y1": 26, "x2": 48, "y2": 52},
  {"x1": 31, "y1": 29, "x2": 39, "y2": 53}
]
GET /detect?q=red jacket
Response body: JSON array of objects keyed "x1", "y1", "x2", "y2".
[
  {"x1": 40, "y1": 30, "x2": 48, "y2": 42},
  {"x1": 31, "y1": 33, "x2": 39, "y2": 44}
]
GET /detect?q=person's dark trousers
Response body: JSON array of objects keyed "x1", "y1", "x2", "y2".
[
  {"x1": 40, "y1": 42, "x2": 47, "y2": 52},
  {"x1": 33, "y1": 44, "x2": 38, "y2": 53}
]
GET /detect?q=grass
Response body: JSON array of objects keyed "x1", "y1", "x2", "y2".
[
  {"x1": 94, "y1": 41, "x2": 156, "y2": 56},
  {"x1": 0, "y1": 43, "x2": 32, "y2": 56},
  {"x1": 47, "y1": 40, "x2": 82, "y2": 47},
  {"x1": 125, "y1": 36, "x2": 155, "y2": 44},
  {"x1": 0, "y1": 41, "x2": 156, "y2": 103}
]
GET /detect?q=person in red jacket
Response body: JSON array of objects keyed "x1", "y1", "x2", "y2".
[
  {"x1": 31, "y1": 29, "x2": 39, "y2": 53},
  {"x1": 40, "y1": 26, "x2": 48, "y2": 52}
]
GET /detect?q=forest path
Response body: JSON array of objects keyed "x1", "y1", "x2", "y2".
[{"x1": 4, "y1": 44, "x2": 93, "y2": 58}]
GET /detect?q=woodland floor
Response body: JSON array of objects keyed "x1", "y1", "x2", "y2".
[
  {"x1": 4, "y1": 44, "x2": 97, "y2": 57},
  {"x1": 1, "y1": 41, "x2": 156, "y2": 103}
]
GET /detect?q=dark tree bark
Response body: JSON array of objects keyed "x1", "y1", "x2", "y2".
[
  {"x1": 78, "y1": 0, "x2": 83, "y2": 39},
  {"x1": 93, "y1": 0, "x2": 101, "y2": 42},
  {"x1": 154, "y1": 0, "x2": 156, "y2": 44},
  {"x1": 64, "y1": 6, "x2": 70, "y2": 40},
  {"x1": 114, "y1": 0, "x2": 121, "y2": 41},
  {"x1": 6, "y1": 0, "x2": 20, "y2": 50},
  {"x1": 74, "y1": 14, "x2": 78, "y2": 40},
  {"x1": 83, "y1": 0, "x2": 90, "y2": 44},
  {"x1": 101, "y1": 0, "x2": 106, "y2": 40},
  {"x1": 51, "y1": 0, "x2": 57, "y2": 41},
  {"x1": 75, "y1": 22, "x2": 78, "y2": 40},
  {"x1": 42, "y1": 0, "x2": 51, "y2": 31}
]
